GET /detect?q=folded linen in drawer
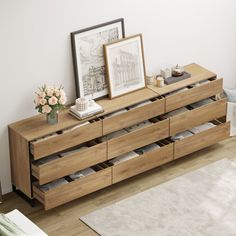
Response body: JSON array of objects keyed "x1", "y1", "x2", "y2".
[
  {"x1": 99, "y1": 129, "x2": 129, "y2": 142},
  {"x1": 103, "y1": 109, "x2": 128, "y2": 118},
  {"x1": 35, "y1": 155, "x2": 60, "y2": 165},
  {"x1": 189, "y1": 122, "x2": 216, "y2": 134},
  {"x1": 62, "y1": 121, "x2": 90, "y2": 133},
  {"x1": 39, "y1": 178, "x2": 68, "y2": 192},
  {"x1": 69, "y1": 167, "x2": 96, "y2": 180},
  {"x1": 171, "y1": 131, "x2": 193, "y2": 141},
  {"x1": 189, "y1": 98, "x2": 214, "y2": 109},
  {"x1": 166, "y1": 88, "x2": 189, "y2": 97},
  {"x1": 58, "y1": 146, "x2": 89, "y2": 157},
  {"x1": 33, "y1": 133, "x2": 58, "y2": 143},
  {"x1": 128, "y1": 100, "x2": 152, "y2": 110},
  {"x1": 125, "y1": 121, "x2": 152, "y2": 132},
  {"x1": 163, "y1": 107, "x2": 189, "y2": 118},
  {"x1": 109, "y1": 151, "x2": 139, "y2": 165},
  {"x1": 135, "y1": 143, "x2": 160, "y2": 155}
]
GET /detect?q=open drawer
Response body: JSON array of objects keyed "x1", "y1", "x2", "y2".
[
  {"x1": 31, "y1": 140, "x2": 107, "y2": 185},
  {"x1": 102, "y1": 97, "x2": 165, "y2": 135},
  {"x1": 169, "y1": 98, "x2": 227, "y2": 135},
  {"x1": 174, "y1": 120, "x2": 230, "y2": 159},
  {"x1": 33, "y1": 164, "x2": 112, "y2": 210},
  {"x1": 111, "y1": 140, "x2": 174, "y2": 183},
  {"x1": 165, "y1": 78, "x2": 223, "y2": 112},
  {"x1": 30, "y1": 119, "x2": 103, "y2": 160},
  {"x1": 107, "y1": 118, "x2": 169, "y2": 159}
]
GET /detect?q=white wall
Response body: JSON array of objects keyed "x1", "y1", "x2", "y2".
[{"x1": 1, "y1": 0, "x2": 236, "y2": 194}]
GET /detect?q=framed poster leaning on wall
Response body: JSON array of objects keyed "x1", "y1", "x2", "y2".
[{"x1": 71, "y1": 18, "x2": 125, "y2": 100}]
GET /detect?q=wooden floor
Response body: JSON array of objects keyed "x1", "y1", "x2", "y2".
[{"x1": 1, "y1": 137, "x2": 236, "y2": 235}]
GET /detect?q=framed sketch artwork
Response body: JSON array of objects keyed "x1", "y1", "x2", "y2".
[
  {"x1": 104, "y1": 34, "x2": 146, "y2": 99},
  {"x1": 71, "y1": 18, "x2": 125, "y2": 99}
]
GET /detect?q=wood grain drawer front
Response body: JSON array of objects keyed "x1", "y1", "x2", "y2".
[
  {"x1": 31, "y1": 120, "x2": 103, "y2": 159},
  {"x1": 174, "y1": 121, "x2": 230, "y2": 159},
  {"x1": 33, "y1": 168, "x2": 112, "y2": 210},
  {"x1": 113, "y1": 143, "x2": 174, "y2": 183},
  {"x1": 108, "y1": 119, "x2": 169, "y2": 159},
  {"x1": 32, "y1": 142, "x2": 107, "y2": 185},
  {"x1": 103, "y1": 98, "x2": 165, "y2": 135},
  {"x1": 166, "y1": 78, "x2": 223, "y2": 112},
  {"x1": 170, "y1": 99, "x2": 227, "y2": 136}
]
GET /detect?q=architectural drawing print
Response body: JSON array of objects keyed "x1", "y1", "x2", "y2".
[
  {"x1": 78, "y1": 28, "x2": 119, "y2": 97},
  {"x1": 105, "y1": 34, "x2": 146, "y2": 98},
  {"x1": 112, "y1": 49, "x2": 141, "y2": 91},
  {"x1": 71, "y1": 18, "x2": 125, "y2": 99}
]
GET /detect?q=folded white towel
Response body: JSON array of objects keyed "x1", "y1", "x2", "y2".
[
  {"x1": 190, "y1": 98, "x2": 214, "y2": 109},
  {"x1": 171, "y1": 130, "x2": 193, "y2": 141},
  {"x1": 189, "y1": 123, "x2": 216, "y2": 134},
  {"x1": 136, "y1": 143, "x2": 160, "y2": 154},
  {"x1": 109, "y1": 151, "x2": 139, "y2": 165},
  {"x1": 69, "y1": 167, "x2": 96, "y2": 180},
  {"x1": 128, "y1": 100, "x2": 152, "y2": 110},
  {"x1": 163, "y1": 107, "x2": 189, "y2": 118},
  {"x1": 125, "y1": 121, "x2": 152, "y2": 132},
  {"x1": 40, "y1": 178, "x2": 68, "y2": 192}
]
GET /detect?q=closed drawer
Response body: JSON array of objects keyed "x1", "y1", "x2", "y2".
[
  {"x1": 170, "y1": 98, "x2": 227, "y2": 135},
  {"x1": 112, "y1": 141, "x2": 174, "y2": 183},
  {"x1": 174, "y1": 121, "x2": 230, "y2": 159},
  {"x1": 166, "y1": 78, "x2": 223, "y2": 112},
  {"x1": 103, "y1": 98, "x2": 165, "y2": 135},
  {"x1": 32, "y1": 142, "x2": 107, "y2": 185},
  {"x1": 33, "y1": 166, "x2": 112, "y2": 210},
  {"x1": 108, "y1": 119, "x2": 169, "y2": 159},
  {"x1": 30, "y1": 120, "x2": 103, "y2": 159}
]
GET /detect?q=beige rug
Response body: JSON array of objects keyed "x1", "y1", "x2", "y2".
[{"x1": 81, "y1": 159, "x2": 236, "y2": 236}]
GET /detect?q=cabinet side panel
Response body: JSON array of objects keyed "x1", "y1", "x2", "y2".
[{"x1": 8, "y1": 127, "x2": 32, "y2": 197}]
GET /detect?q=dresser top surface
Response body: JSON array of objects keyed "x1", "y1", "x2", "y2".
[
  {"x1": 8, "y1": 63, "x2": 217, "y2": 140},
  {"x1": 148, "y1": 63, "x2": 216, "y2": 95}
]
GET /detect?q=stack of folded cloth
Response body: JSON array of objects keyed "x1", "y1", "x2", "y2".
[
  {"x1": 98, "y1": 129, "x2": 128, "y2": 142},
  {"x1": 135, "y1": 143, "x2": 160, "y2": 155},
  {"x1": 104, "y1": 109, "x2": 128, "y2": 118},
  {"x1": 189, "y1": 80, "x2": 210, "y2": 88},
  {"x1": 40, "y1": 178, "x2": 68, "y2": 192},
  {"x1": 189, "y1": 122, "x2": 216, "y2": 134},
  {"x1": 35, "y1": 155, "x2": 60, "y2": 166},
  {"x1": 59, "y1": 145, "x2": 88, "y2": 157},
  {"x1": 189, "y1": 98, "x2": 214, "y2": 109},
  {"x1": 109, "y1": 151, "x2": 139, "y2": 165},
  {"x1": 171, "y1": 131, "x2": 193, "y2": 141},
  {"x1": 69, "y1": 168, "x2": 95, "y2": 180},
  {"x1": 163, "y1": 107, "x2": 189, "y2": 118},
  {"x1": 128, "y1": 100, "x2": 152, "y2": 110},
  {"x1": 62, "y1": 122, "x2": 90, "y2": 133},
  {"x1": 166, "y1": 87, "x2": 189, "y2": 97},
  {"x1": 125, "y1": 121, "x2": 152, "y2": 132}
]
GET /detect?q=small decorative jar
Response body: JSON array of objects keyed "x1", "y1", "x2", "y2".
[
  {"x1": 156, "y1": 76, "x2": 165, "y2": 87},
  {"x1": 47, "y1": 110, "x2": 58, "y2": 125},
  {"x1": 76, "y1": 98, "x2": 88, "y2": 111},
  {"x1": 172, "y1": 64, "x2": 185, "y2": 77}
]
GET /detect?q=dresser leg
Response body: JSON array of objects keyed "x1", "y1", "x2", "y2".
[{"x1": 12, "y1": 185, "x2": 35, "y2": 207}]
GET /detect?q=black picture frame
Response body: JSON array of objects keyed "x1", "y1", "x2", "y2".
[{"x1": 71, "y1": 18, "x2": 125, "y2": 99}]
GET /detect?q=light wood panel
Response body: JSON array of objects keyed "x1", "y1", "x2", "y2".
[
  {"x1": 148, "y1": 63, "x2": 216, "y2": 96},
  {"x1": 33, "y1": 168, "x2": 112, "y2": 210},
  {"x1": 32, "y1": 142, "x2": 107, "y2": 185},
  {"x1": 108, "y1": 119, "x2": 169, "y2": 159},
  {"x1": 31, "y1": 120, "x2": 103, "y2": 159},
  {"x1": 170, "y1": 98, "x2": 227, "y2": 135},
  {"x1": 96, "y1": 88, "x2": 158, "y2": 117},
  {"x1": 174, "y1": 122, "x2": 230, "y2": 159},
  {"x1": 165, "y1": 78, "x2": 223, "y2": 112},
  {"x1": 103, "y1": 98, "x2": 165, "y2": 135},
  {"x1": 8, "y1": 128, "x2": 32, "y2": 198},
  {"x1": 113, "y1": 143, "x2": 174, "y2": 183}
]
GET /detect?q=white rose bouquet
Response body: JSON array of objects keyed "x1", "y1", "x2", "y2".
[{"x1": 34, "y1": 85, "x2": 67, "y2": 123}]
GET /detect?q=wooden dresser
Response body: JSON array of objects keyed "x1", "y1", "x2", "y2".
[{"x1": 8, "y1": 63, "x2": 230, "y2": 210}]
